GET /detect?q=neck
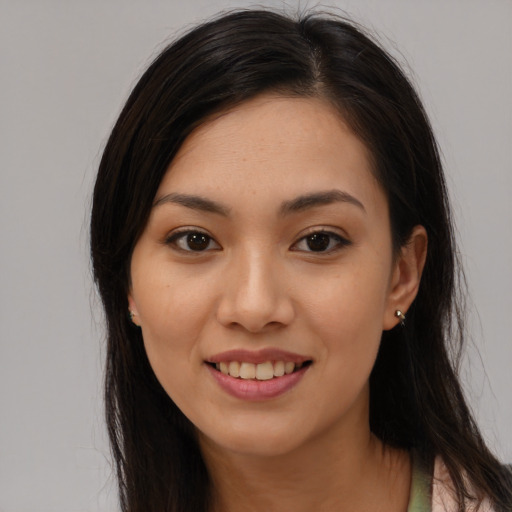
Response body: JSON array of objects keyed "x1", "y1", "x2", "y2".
[{"x1": 200, "y1": 427, "x2": 411, "y2": 512}]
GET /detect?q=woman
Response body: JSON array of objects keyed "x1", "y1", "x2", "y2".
[{"x1": 90, "y1": 9, "x2": 512, "y2": 512}]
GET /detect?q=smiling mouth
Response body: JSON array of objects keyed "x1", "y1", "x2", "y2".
[{"x1": 207, "y1": 360, "x2": 313, "y2": 380}]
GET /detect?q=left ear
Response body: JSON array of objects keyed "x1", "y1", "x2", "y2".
[
  {"x1": 127, "y1": 293, "x2": 141, "y2": 327},
  {"x1": 383, "y1": 225, "x2": 428, "y2": 330}
]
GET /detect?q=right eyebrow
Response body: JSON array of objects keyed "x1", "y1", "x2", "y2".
[{"x1": 152, "y1": 193, "x2": 231, "y2": 216}]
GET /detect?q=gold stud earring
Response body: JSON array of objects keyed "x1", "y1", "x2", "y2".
[{"x1": 395, "y1": 310, "x2": 406, "y2": 326}]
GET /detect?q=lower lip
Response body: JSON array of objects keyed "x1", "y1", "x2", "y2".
[{"x1": 206, "y1": 364, "x2": 310, "y2": 401}]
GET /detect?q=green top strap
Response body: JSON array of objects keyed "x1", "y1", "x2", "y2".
[{"x1": 407, "y1": 451, "x2": 432, "y2": 512}]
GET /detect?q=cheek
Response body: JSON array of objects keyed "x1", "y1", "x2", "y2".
[
  {"x1": 301, "y1": 259, "x2": 391, "y2": 377},
  {"x1": 304, "y1": 259, "x2": 390, "y2": 333},
  {"x1": 134, "y1": 256, "x2": 211, "y2": 333},
  {"x1": 132, "y1": 265, "x2": 215, "y2": 391},
  {"x1": 299, "y1": 272, "x2": 386, "y2": 421},
  {"x1": 140, "y1": 303, "x2": 205, "y2": 409}
]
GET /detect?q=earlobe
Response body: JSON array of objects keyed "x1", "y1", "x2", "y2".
[
  {"x1": 127, "y1": 294, "x2": 140, "y2": 326},
  {"x1": 383, "y1": 225, "x2": 427, "y2": 330}
]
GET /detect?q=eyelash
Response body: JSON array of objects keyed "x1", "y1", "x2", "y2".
[
  {"x1": 164, "y1": 228, "x2": 351, "y2": 254},
  {"x1": 165, "y1": 229, "x2": 221, "y2": 253},
  {"x1": 291, "y1": 230, "x2": 351, "y2": 254}
]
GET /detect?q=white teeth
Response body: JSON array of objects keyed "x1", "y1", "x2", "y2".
[
  {"x1": 219, "y1": 362, "x2": 229, "y2": 375},
  {"x1": 213, "y1": 360, "x2": 309, "y2": 379},
  {"x1": 284, "y1": 362, "x2": 295, "y2": 375},
  {"x1": 228, "y1": 361, "x2": 240, "y2": 378},
  {"x1": 239, "y1": 362, "x2": 256, "y2": 379},
  {"x1": 273, "y1": 360, "x2": 285, "y2": 377},
  {"x1": 255, "y1": 361, "x2": 274, "y2": 380}
]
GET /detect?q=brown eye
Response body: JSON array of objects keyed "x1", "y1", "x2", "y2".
[
  {"x1": 306, "y1": 233, "x2": 331, "y2": 252},
  {"x1": 166, "y1": 230, "x2": 220, "y2": 252},
  {"x1": 186, "y1": 232, "x2": 210, "y2": 251},
  {"x1": 292, "y1": 230, "x2": 351, "y2": 253}
]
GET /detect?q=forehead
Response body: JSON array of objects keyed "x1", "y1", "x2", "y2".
[{"x1": 157, "y1": 94, "x2": 384, "y2": 215}]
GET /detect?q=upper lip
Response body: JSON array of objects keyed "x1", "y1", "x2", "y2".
[{"x1": 206, "y1": 348, "x2": 312, "y2": 365}]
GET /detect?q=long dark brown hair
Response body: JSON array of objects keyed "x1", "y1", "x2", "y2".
[{"x1": 90, "y1": 9, "x2": 512, "y2": 512}]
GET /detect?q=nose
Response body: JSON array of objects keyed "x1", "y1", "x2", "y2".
[{"x1": 215, "y1": 247, "x2": 295, "y2": 333}]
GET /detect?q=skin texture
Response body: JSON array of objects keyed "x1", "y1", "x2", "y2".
[{"x1": 128, "y1": 95, "x2": 427, "y2": 511}]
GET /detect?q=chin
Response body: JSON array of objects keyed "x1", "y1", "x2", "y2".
[{"x1": 197, "y1": 420, "x2": 308, "y2": 458}]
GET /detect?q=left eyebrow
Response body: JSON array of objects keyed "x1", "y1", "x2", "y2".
[
  {"x1": 152, "y1": 193, "x2": 231, "y2": 216},
  {"x1": 279, "y1": 189, "x2": 366, "y2": 216}
]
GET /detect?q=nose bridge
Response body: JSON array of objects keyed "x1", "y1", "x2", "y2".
[{"x1": 217, "y1": 242, "x2": 293, "y2": 331}]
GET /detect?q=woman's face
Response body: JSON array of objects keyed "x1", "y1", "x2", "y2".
[{"x1": 129, "y1": 94, "x2": 415, "y2": 457}]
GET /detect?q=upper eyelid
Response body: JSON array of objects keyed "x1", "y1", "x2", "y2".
[
  {"x1": 164, "y1": 228, "x2": 221, "y2": 250},
  {"x1": 165, "y1": 226, "x2": 214, "y2": 240},
  {"x1": 294, "y1": 226, "x2": 350, "y2": 240},
  {"x1": 163, "y1": 226, "x2": 350, "y2": 246},
  {"x1": 291, "y1": 228, "x2": 351, "y2": 251}
]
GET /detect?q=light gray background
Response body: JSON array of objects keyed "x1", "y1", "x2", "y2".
[{"x1": 1, "y1": 1, "x2": 510, "y2": 510}]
